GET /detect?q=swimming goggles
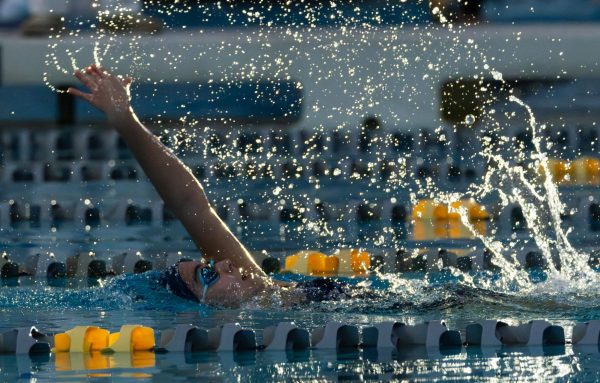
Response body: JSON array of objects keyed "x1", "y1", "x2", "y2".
[{"x1": 197, "y1": 260, "x2": 220, "y2": 302}]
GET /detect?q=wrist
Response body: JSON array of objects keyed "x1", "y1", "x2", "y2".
[{"x1": 107, "y1": 107, "x2": 137, "y2": 128}]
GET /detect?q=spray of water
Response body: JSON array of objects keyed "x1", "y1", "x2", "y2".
[{"x1": 40, "y1": 1, "x2": 598, "y2": 302}]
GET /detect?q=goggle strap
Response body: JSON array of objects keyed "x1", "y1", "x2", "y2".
[{"x1": 201, "y1": 285, "x2": 208, "y2": 303}]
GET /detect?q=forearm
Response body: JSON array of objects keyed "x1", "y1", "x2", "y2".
[
  {"x1": 67, "y1": 65, "x2": 266, "y2": 279},
  {"x1": 110, "y1": 110, "x2": 267, "y2": 279}
]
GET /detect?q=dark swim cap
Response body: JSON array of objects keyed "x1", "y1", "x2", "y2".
[{"x1": 159, "y1": 259, "x2": 199, "y2": 302}]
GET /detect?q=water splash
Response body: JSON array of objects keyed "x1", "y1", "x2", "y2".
[
  {"x1": 38, "y1": 1, "x2": 598, "y2": 300},
  {"x1": 429, "y1": 92, "x2": 595, "y2": 294}
]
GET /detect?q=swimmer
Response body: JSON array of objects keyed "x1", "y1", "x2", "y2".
[{"x1": 68, "y1": 65, "x2": 356, "y2": 307}]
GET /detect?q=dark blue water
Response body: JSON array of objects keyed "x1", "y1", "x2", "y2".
[{"x1": 2, "y1": 250, "x2": 600, "y2": 381}]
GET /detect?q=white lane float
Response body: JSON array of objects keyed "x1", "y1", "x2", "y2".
[
  {"x1": 207, "y1": 323, "x2": 256, "y2": 352},
  {"x1": 465, "y1": 320, "x2": 504, "y2": 347},
  {"x1": 22, "y1": 253, "x2": 65, "y2": 278},
  {"x1": 396, "y1": 321, "x2": 462, "y2": 348},
  {"x1": 157, "y1": 324, "x2": 209, "y2": 353},
  {"x1": 111, "y1": 252, "x2": 153, "y2": 274},
  {"x1": 311, "y1": 322, "x2": 360, "y2": 349},
  {"x1": 262, "y1": 322, "x2": 310, "y2": 351},
  {"x1": 466, "y1": 320, "x2": 564, "y2": 346},
  {"x1": 362, "y1": 321, "x2": 405, "y2": 349},
  {"x1": 572, "y1": 320, "x2": 600, "y2": 345},
  {"x1": 65, "y1": 252, "x2": 107, "y2": 278},
  {"x1": 152, "y1": 252, "x2": 186, "y2": 271},
  {"x1": 0, "y1": 327, "x2": 51, "y2": 354}
]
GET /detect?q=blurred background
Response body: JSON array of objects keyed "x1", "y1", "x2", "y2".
[{"x1": 0, "y1": 0, "x2": 598, "y2": 275}]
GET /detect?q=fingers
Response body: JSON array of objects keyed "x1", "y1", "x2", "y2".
[
  {"x1": 66, "y1": 87, "x2": 93, "y2": 102},
  {"x1": 74, "y1": 69, "x2": 98, "y2": 91},
  {"x1": 90, "y1": 64, "x2": 108, "y2": 78},
  {"x1": 122, "y1": 77, "x2": 133, "y2": 86},
  {"x1": 85, "y1": 65, "x2": 103, "y2": 81}
]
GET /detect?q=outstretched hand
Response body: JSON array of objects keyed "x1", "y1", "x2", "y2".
[{"x1": 68, "y1": 64, "x2": 134, "y2": 124}]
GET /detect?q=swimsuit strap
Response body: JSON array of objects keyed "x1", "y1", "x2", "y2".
[{"x1": 296, "y1": 278, "x2": 352, "y2": 302}]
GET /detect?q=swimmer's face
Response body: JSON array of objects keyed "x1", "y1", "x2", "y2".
[{"x1": 177, "y1": 259, "x2": 257, "y2": 307}]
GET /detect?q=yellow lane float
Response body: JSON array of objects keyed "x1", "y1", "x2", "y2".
[
  {"x1": 574, "y1": 156, "x2": 600, "y2": 185},
  {"x1": 308, "y1": 252, "x2": 339, "y2": 275},
  {"x1": 53, "y1": 326, "x2": 110, "y2": 353},
  {"x1": 55, "y1": 351, "x2": 109, "y2": 371},
  {"x1": 54, "y1": 325, "x2": 155, "y2": 353},
  {"x1": 104, "y1": 325, "x2": 155, "y2": 353},
  {"x1": 284, "y1": 250, "x2": 339, "y2": 275},
  {"x1": 284, "y1": 250, "x2": 321, "y2": 274},
  {"x1": 55, "y1": 350, "x2": 155, "y2": 372},
  {"x1": 544, "y1": 159, "x2": 575, "y2": 185},
  {"x1": 538, "y1": 157, "x2": 600, "y2": 185},
  {"x1": 334, "y1": 249, "x2": 371, "y2": 274},
  {"x1": 284, "y1": 249, "x2": 373, "y2": 276},
  {"x1": 412, "y1": 199, "x2": 489, "y2": 221}
]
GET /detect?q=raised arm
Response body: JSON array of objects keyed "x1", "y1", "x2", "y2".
[{"x1": 68, "y1": 65, "x2": 266, "y2": 279}]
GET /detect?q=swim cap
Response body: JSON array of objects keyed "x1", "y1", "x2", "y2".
[{"x1": 159, "y1": 259, "x2": 199, "y2": 302}]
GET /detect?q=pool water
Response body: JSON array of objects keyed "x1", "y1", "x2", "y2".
[
  {"x1": 2, "y1": 242, "x2": 600, "y2": 381},
  {"x1": 0, "y1": 110, "x2": 598, "y2": 381}
]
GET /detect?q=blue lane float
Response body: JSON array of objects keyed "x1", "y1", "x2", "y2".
[{"x1": 0, "y1": 253, "x2": 19, "y2": 279}]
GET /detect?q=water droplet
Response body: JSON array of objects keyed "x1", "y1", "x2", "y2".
[{"x1": 464, "y1": 114, "x2": 476, "y2": 126}]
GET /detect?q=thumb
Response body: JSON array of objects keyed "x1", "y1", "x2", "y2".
[{"x1": 122, "y1": 77, "x2": 133, "y2": 86}]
